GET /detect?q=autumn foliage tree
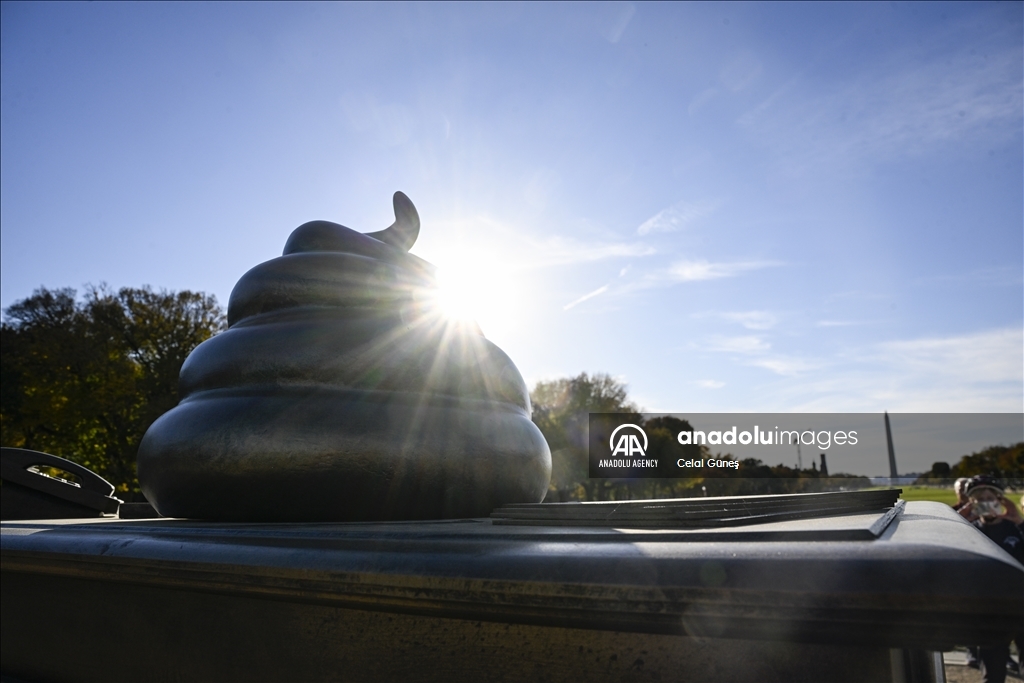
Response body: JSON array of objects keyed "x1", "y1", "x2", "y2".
[
  {"x1": 919, "y1": 443, "x2": 1024, "y2": 488},
  {"x1": 530, "y1": 373, "x2": 640, "y2": 501},
  {"x1": 0, "y1": 286, "x2": 225, "y2": 495}
]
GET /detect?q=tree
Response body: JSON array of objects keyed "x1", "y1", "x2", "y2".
[
  {"x1": 530, "y1": 376, "x2": 707, "y2": 501},
  {"x1": 530, "y1": 373, "x2": 640, "y2": 501},
  {"x1": 949, "y1": 443, "x2": 1024, "y2": 489},
  {"x1": 1, "y1": 285, "x2": 225, "y2": 495},
  {"x1": 913, "y1": 461, "x2": 952, "y2": 484}
]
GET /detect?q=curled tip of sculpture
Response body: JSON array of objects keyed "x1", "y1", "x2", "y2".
[
  {"x1": 367, "y1": 191, "x2": 420, "y2": 252},
  {"x1": 281, "y1": 192, "x2": 421, "y2": 257}
]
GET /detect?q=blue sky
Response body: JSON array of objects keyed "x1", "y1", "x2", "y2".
[{"x1": 3, "y1": 2, "x2": 1022, "y2": 422}]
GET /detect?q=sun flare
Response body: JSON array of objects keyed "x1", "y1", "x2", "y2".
[{"x1": 430, "y1": 247, "x2": 519, "y2": 339}]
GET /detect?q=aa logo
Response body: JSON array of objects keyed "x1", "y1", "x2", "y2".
[{"x1": 609, "y1": 424, "x2": 648, "y2": 457}]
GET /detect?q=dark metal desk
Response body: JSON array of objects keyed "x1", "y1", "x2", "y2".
[{"x1": 2, "y1": 501, "x2": 1021, "y2": 682}]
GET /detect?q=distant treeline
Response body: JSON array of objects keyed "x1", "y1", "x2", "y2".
[{"x1": 915, "y1": 444, "x2": 1024, "y2": 489}]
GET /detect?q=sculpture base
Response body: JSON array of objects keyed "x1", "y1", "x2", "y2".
[
  {"x1": 138, "y1": 389, "x2": 551, "y2": 521},
  {"x1": 3, "y1": 502, "x2": 1019, "y2": 682}
]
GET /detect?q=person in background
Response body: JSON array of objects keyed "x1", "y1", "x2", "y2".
[
  {"x1": 953, "y1": 477, "x2": 972, "y2": 511},
  {"x1": 953, "y1": 474, "x2": 983, "y2": 667},
  {"x1": 957, "y1": 475, "x2": 1024, "y2": 683},
  {"x1": 959, "y1": 475, "x2": 1024, "y2": 559}
]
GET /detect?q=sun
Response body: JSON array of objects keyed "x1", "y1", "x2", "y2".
[
  {"x1": 435, "y1": 276, "x2": 479, "y2": 322},
  {"x1": 429, "y1": 247, "x2": 519, "y2": 339}
]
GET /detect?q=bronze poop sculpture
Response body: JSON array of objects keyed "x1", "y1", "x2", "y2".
[{"x1": 138, "y1": 192, "x2": 551, "y2": 521}]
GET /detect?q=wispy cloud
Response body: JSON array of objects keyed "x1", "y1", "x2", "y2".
[
  {"x1": 704, "y1": 335, "x2": 771, "y2": 354},
  {"x1": 637, "y1": 200, "x2": 718, "y2": 235},
  {"x1": 875, "y1": 326, "x2": 1023, "y2": 385},
  {"x1": 816, "y1": 320, "x2": 865, "y2": 328},
  {"x1": 429, "y1": 217, "x2": 656, "y2": 272},
  {"x1": 719, "y1": 310, "x2": 778, "y2": 330},
  {"x1": 746, "y1": 356, "x2": 820, "y2": 376},
  {"x1": 517, "y1": 234, "x2": 655, "y2": 269},
  {"x1": 669, "y1": 259, "x2": 780, "y2": 282},
  {"x1": 695, "y1": 333, "x2": 821, "y2": 377},
  {"x1": 695, "y1": 379, "x2": 726, "y2": 389},
  {"x1": 719, "y1": 50, "x2": 763, "y2": 92},
  {"x1": 590, "y1": 258, "x2": 781, "y2": 301},
  {"x1": 563, "y1": 284, "x2": 609, "y2": 310},
  {"x1": 758, "y1": 326, "x2": 1024, "y2": 411},
  {"x1": 693, "y1": 325, "x2": 1022, "y2": 401},
  {"x1": 605, "y1": 3, "x2": 635, "y2": 44},
  {"x1": 562, "y1": 258, "x2": 640, "y2": 310},
  {"x1": 738, "y1": 24, "x2": 1023, "y2": 171},
  {"x1": 687, "y1": 50, "x2": 763, "y2": 116}
]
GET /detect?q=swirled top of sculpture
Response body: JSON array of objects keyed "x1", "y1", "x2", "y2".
[
  {"x1": 226, "y1": 191, "x2": 433, "y2": 326},
  {"x1": 138, "y1": 192, "x2": 551, "y2": 522}
]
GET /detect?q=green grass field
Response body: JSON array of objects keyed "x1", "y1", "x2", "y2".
[{"x1": 882, "y1": 486, "x2": 958, "y2": 506}]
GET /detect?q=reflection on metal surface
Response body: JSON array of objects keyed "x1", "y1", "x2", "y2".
[{"x1": 492, "y1": 488, "x2": 902, "y2": 530}]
